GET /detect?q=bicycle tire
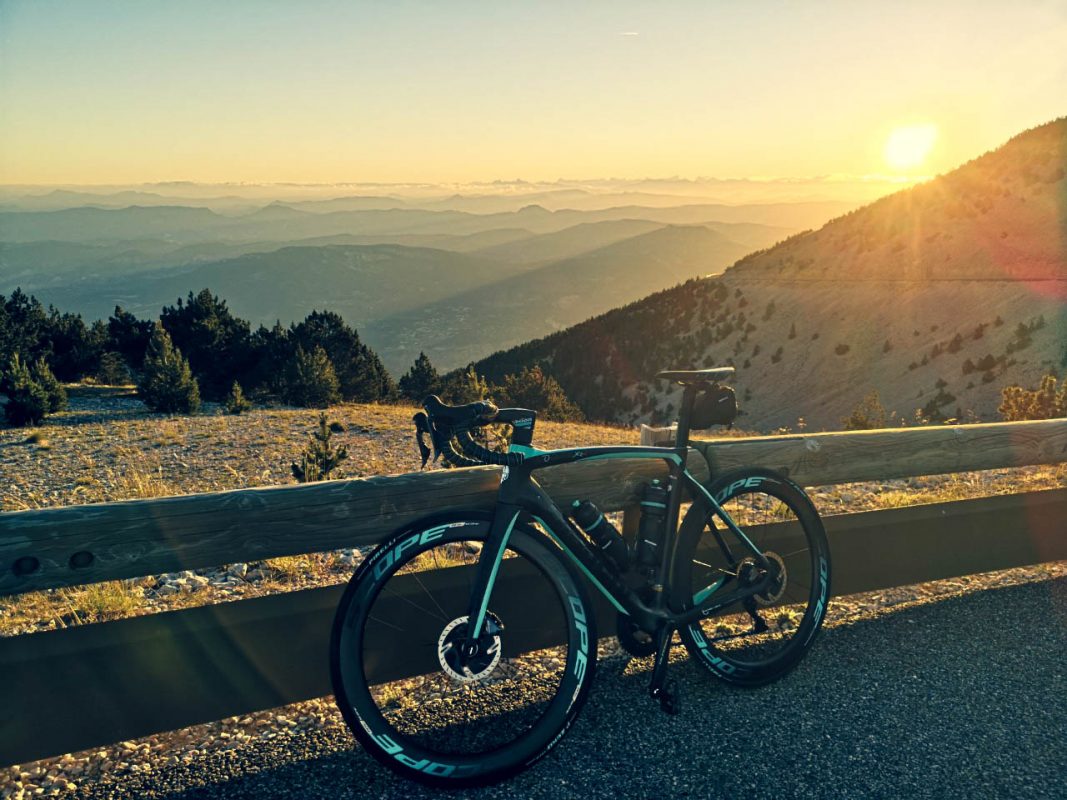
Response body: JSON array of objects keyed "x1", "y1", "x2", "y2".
[
  {"x1": 330, "y1": 513, "x2": 597, "y2": 787},
  {"x1": 673, "y1": 468, "x2": 831, "y2": 686}
]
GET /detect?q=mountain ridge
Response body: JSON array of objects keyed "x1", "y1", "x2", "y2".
[{"x1": 472, "y1": 118, "x2": 1067, "y2": 430}]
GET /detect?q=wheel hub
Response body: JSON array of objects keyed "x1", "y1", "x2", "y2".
[
  {"x1": 437, "y1": 615, "x2": 503, "y2": 682},
  {"x1": 736, "y1": 552, "x2": 787, "y2": 607}
]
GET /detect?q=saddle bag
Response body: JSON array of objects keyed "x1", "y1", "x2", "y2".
[{"x1": 690, "y1": 384, "x2": 738, "y2": 428}]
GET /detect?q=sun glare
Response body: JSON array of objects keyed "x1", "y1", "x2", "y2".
[{"x1": 884, "y1": 124, "x2": 938, "y2": 171}]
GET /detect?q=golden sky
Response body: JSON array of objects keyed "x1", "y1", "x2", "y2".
[{"x1": 1, "y1": 1, "x2": 1065, "y2": 185}]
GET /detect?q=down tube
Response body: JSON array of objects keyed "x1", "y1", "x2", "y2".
[
  {"x1": 524, "y1": 487, "x2": 634, "y2": 616},
  {"x1": 682, "y1": 471, "x2": 768, "y2": 561}
]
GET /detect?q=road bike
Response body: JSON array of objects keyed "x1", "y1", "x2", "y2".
[{"x1": 330, "y1": 367, "x2": 831, "y2": 787}]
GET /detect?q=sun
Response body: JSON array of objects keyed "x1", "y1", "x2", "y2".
[{"x1": 884, "y1": 124, "x2": 938, "y2": 171}]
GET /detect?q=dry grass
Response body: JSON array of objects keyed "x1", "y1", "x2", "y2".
[
  {"x1": 266, "y1": 554, "x2": 336, "y2": 584},
  {"x1": 807, "y1": 463, "x2": 1067, "y2": 517},
  {"x1": 0, "y1": 580, "x2": 147, "y2": 634},
  {"x1": 63, "y1": 581, "x2": 144, "y2": 624}
]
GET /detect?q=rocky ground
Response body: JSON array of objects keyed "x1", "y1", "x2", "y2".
[{"x1": 1, "y1": 387, "x2": 1065, "y2": 798}]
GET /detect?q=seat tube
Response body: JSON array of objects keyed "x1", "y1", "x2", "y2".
[
  {"x1": 650, "y1": 454, "x2": 687, "y2": 610},
  {"x1": 465, "y1": 502, "x2": 521, "y2": 636},
  {"x1": 651, "y1": 384, "x2": 696, "y2": 609}
]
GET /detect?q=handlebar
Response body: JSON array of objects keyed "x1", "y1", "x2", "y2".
[
  {"x1": 455, "y1": 429, "x2": 525, "y2": 467},
  {"x1": 414, "y1": 395, "x2": 528, "y2": 469}
]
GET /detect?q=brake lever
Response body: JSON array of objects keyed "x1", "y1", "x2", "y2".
[{"x1": 412, "y1": 412, "x2": 433, "y2": 469}]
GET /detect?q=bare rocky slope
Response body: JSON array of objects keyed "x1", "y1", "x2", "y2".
[{"x1": 473, "y1": 118, "x2": 1067, "y2": 430}]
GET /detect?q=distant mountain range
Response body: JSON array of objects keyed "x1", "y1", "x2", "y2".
[
  {"x1": 1, "y1": 193, "x2": 816, "y2": 373},
  {"x1": 15, "y1": 220, "x2": 784, "y2": 371},
  {"x1": 473, "y1": 118, "x2": 1067, "y2": 430},
  {"x1": 366, "y1": 224, "x2": 759, "y2": 368},
  {"x1": 0, "y1": 199, "x2": 845, "y2": 245},
  {"x1": 0, "y1": 176, "x2": 896, "y2": 214}
]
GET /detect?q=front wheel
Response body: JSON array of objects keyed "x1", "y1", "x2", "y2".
[
  {"x1": 330, "y1": 515, "x2": 597, "y2": 787},
  {"x1": 674, "y1": 468, "x2": 831, "y2": 686}
]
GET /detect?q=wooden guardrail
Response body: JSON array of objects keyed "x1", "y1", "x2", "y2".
[{"x1": 2, "y1": 419, "x2": 1066, "y2": 766}]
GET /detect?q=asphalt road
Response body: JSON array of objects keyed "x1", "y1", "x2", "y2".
[{"x1": 74, "y1": 577, "x2": 1067, "y2": 800}]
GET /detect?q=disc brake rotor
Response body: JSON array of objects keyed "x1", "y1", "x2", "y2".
[
  {"x1": 754, "y1": 551, "x2": 787, "y2": 607},
  {"x1": 437, "y1": 614, "x2": 503, "y2": 682}
]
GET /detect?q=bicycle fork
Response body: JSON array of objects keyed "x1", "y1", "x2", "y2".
[{"x1": 460, "y1": 504, "x2": 520, "y2": 662}]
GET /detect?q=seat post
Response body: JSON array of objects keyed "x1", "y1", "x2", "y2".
[{"x1": 674, "y1": 384, "x2": 698, "y2": 450}]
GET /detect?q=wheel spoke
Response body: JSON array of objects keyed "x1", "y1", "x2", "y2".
[{"x1": 412, "y1": 572, "x2": 450, "y2": 620}]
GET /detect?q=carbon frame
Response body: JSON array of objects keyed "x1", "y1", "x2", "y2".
[{"x1": 463, "y1": 443, "x2": 775, "y2": 639}]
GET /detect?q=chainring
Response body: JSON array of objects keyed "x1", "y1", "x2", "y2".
[{"x1": 616, "y1": 613, "x2": 658, "y2": 657}]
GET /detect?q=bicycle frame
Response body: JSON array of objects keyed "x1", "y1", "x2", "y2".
[{"x1": 463, "y1": 441, "x2": 776, "y2": 641}]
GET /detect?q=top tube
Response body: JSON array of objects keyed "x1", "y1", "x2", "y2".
[{"x1": 507, "y1": 443, "x2": 686, "y2": 470}]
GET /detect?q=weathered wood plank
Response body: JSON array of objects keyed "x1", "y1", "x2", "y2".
[
  {"x1": 0, "y1": 451, "x2": 708, "y2": 596},
  {"x1": 4, "y1": 418, "x2": 1066, "y2": 597},
  {"x1": 694, "y1": 418, "x2": 1067, "y2": 486},
  {"x1": 4, "y1": 488, "x2": 1064, "y2": 767},
  {"x1": 0, "y1": 568, "x2": 618, "y2": 766}
]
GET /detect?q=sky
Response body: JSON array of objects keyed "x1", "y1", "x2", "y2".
[{"x1": 1, "y1": 0, "x2": 1065, "y2": 186}]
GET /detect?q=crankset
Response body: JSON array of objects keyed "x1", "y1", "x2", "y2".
[{"x1": 617, "y1": 614, "x2": 658, "y2": 657}]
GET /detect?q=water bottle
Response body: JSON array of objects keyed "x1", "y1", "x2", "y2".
[
  {"x1": 570, "y1": 500, "x2": 630, "y2": 572},
  {"x1": 636, "y1": 480, "x2": 668, "y2": 567}
]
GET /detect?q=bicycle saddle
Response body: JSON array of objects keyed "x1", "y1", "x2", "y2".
[{"x1": 656, "y1": 367, "x2": 735, "y2": 385}]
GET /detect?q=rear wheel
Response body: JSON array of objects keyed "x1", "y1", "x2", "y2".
[
  {"x1": 330, "y1": 516, "x2": 597, "y2": 787},
  {"x1": 674, "y1": 468, "x2": 831, "y2": 686}
]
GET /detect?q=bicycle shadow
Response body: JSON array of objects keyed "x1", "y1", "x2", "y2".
[{"x1": 137, "y1": 575, "x2": 1066, "y2": 800}]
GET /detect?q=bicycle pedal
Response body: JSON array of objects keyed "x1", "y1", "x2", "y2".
[{"x1": 654, "y1": 681, "x2": 681, "y2": 716}]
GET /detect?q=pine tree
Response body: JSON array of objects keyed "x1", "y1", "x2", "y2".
[
  {"x1": 398, "y1": 352, "x2": 441, "y2": 401},
  {"x1": 107, "y1": 306, "x2": 154, "y2": 370},
  {"x1": 160, "y1": 289, "x2": 252, "y2": 400},
  {"x1": 292, "y1": 412, "x2": 349, "y2": 482},
  {"x1": 289, "y1": 311, "x2": 395, "y2": 402},
  {"x1": 96, "y1": 352, "x2": 132, "y2": 385},
  {"x1": 999, "y1": 374, "x2": 1066, "y2": 421},
  {"x1": 494, "y1": 366, "x2": 584, "y2": 422},
  {"x1": 31, "y1": 357, "x2": 67, "y2": 413},
  {"x1": 225, "y1": 381, "x2": 252, "y2": 414},
  {"x1": 283, "y1": 345, "x2": 340, "y2": 408},
  {"x1": 439, "y1": 365, "x2": 492, "y2": 404},
  {"x1": 1, "y1": 353, "x2": 50, "y2": 427},
  {"x1": 841, "y1": 391, "x2": 888, "y2": 430},
  {"x1": 247, "y1": 322, "x2": 291, "y2": 396},
  {"x1": 137, "y1": 322, "x2": 201, "y2": 414}
]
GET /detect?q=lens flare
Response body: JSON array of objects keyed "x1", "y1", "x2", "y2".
[{"x1": 884, "y1": 124, "x2": 938, "y2": 171}]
